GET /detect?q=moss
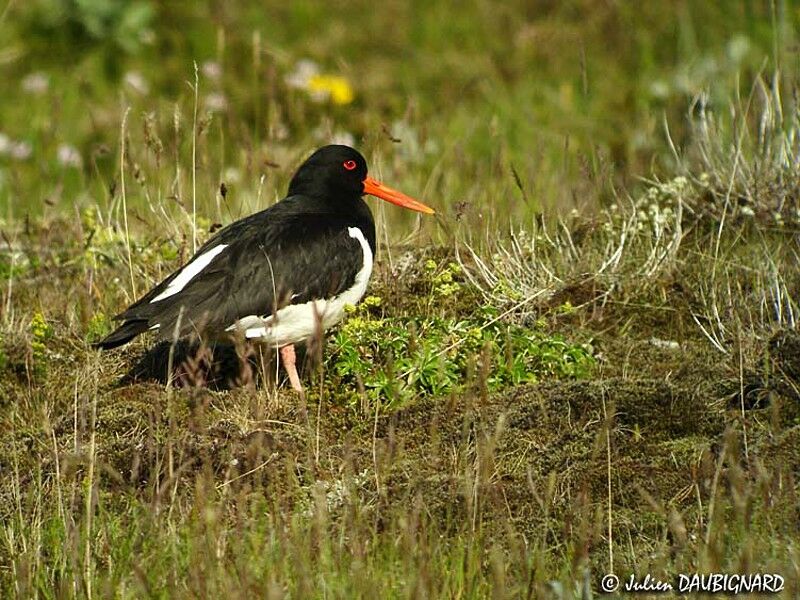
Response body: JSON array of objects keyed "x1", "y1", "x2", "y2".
[{"x1": 367, "y1": 374, "x2": 730, "y2": 546}]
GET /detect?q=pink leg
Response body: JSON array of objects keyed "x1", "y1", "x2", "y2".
[{"x1": 279, "y1": 344, "x2": 303, "y2": 392}]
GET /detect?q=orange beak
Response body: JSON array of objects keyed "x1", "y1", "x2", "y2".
[{"x1": 362, "y1": 176, "x2": 435, "y2": 215}]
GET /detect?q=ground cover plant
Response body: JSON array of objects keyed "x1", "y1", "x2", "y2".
[{"x1": 1, "y1": 1, "x2": 800, "y2": 597}]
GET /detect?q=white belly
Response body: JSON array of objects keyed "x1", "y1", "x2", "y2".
[{"x1": 226, "y1": 226, "x2": 373, "y2": 347}]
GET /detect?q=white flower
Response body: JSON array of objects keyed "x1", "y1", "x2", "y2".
[
  {"x1": 271, "y1": 121, "x2": 289, "y2": 141},
  {"x1": 57, "y1": 144, "x2": 82, "y2": 168},
  {"x1": 222, "y1": 167, "x2": 242, "y2": 184},
  {"x1": 671, "y1": 176, "x2": 688, "y2": 192},
  {"x1": 201, "y1": 61, "x2": 222, "y2": 82},
  {"x1": 0, "y1": 134, "x2": 32, "y2": 160},
  {"x1": 649, "y1": 79, "x2": 670, "y2": 99},
  {"x1": 123, "y1": 71, "x2": 150, "y2": 95},
  {"x1": 11, "y1": 141, "x2": 32, "y2": 161},
  {"x1": 22, "y1": 72, "x2": 49, "y2": 95},
  {"x1": 285, "y1": 59, "x2": 319, "y2": 89},
  {"x1": 727, "y1": 35, "x2": 751, "y2": 64},
  {"x1": 204, "y1": 92, "x2": 228, "y2": 112}
]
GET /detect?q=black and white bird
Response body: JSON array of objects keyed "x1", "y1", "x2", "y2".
[{"x1": 96, "y1": 145, "x2": 435, "y2": 391}]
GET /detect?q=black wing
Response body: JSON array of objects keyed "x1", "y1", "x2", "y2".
[{"x1": 97, "y1": 196, "x2": 374, "y2": 348}]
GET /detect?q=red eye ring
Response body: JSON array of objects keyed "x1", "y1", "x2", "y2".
[{"x1": 343, "y1": 160, "x2": 357, "y2": 171}]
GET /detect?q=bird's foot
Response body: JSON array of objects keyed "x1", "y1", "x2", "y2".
[{"x1": 279, "y1": 344, "x2": 304, "y2": 393}]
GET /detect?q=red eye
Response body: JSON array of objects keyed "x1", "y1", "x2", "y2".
[{"x1": 343, "y1": 160, "x2": 357, "y2": 171}]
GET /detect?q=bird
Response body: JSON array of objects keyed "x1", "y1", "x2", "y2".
[{"x1": 96, "y1": 144, "x2": 435, "y2": 391}]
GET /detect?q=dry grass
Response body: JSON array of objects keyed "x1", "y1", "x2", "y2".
[
  {"x1": 1, "y1": 3, "x2": 800, "y2": 597},
  {"x1": 1, "y1": 175, "x2": 799, "y2": 595}
]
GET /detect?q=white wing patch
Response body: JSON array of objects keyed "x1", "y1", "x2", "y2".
[
  {"x1": 226, "y1": 227, "x2": 373, "y2": 347},
  {"x1": 150, "y1": 244, "x2": 229, "y2": 303}
]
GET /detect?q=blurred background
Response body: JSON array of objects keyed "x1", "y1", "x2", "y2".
[{"x1": 0, "y1": 0, "x2": 796, "y2": 232}]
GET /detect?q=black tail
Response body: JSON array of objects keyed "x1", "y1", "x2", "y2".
[{"x1": 94, "y1": 320, "x2": 150, "y2": 350}]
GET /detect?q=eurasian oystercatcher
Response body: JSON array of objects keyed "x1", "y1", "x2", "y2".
[{"x1": 97, "y1": 144, "x2": 435, "y2": 391}]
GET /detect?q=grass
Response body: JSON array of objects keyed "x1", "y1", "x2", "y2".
[
  {"x1": 2, "y1": 1, "x2": 797, "y2": 228},
  {"x1": 2, "y1": 1, "x2": 800, "y2": 598}
]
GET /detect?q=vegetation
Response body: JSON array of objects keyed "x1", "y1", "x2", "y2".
[
  {"x1": 1, "y1": 1, "x2": 800, "y2": 597},
  {"x1": 330, "y1": 264, "x2": 594, "y2": 406}
]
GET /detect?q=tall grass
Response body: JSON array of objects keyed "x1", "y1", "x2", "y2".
[
  {"x1": 1, "y1": 2, "x2": 800, "y2": 598},
  {"x1": 0, "y1": 1, "x2": 795, "y2": 230}
]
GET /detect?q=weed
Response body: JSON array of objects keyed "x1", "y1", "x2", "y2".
[
  {"x1": 28, "y1": 310, "x2": 52, "y2": 378},
  {"x1": 329, "y1": 261, "x2": 594, "y2": 407},
  {"x1": 86, "y1": 312, "x2": 111, "y2": 343}
]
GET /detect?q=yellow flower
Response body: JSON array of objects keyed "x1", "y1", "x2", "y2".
[
  {"x1": 364, "y1": 295, "x2": 382, "y2": 307},
  {"x1": 436, "y1": 271, "x2": 453, "y2": 284},
  {"x1": 447, "y1": 262, "x2": 462, "y2": 274},
  {"x1": 30, "y1": 312, "x2": 52, "y2": 341},
  {"x1": 308, "y1": 74, "x2": 355, "y2": 105}
]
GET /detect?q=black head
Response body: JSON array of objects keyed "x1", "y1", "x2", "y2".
[
  {"x1": 288, "y1": 145, "x2": 368, "y2": 200},
  {"x1": 288, "y1": 145, "x2": 435, "y2": 214}
]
